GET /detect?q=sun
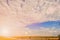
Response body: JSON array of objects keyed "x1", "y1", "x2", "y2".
[{"x1": 0, "y1": 27, "x2": 10, "y2": 37}]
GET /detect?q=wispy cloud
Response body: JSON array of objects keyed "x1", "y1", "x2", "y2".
[
  {"x1": 26, "y1": 21, "x2": 60, "y2": 36},
  {"x1": 25, "y1": 27, "x2": 60, "y2": 36}
]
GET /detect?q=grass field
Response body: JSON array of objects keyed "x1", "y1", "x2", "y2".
[{"x1": 0, "y1": 36, "x2": 59, "y2": 40}]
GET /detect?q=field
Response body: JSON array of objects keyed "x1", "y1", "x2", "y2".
[{"x1": 0, "y1": 36, "x2": 59, "y2": 40}]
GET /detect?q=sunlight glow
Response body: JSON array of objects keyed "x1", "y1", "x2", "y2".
[{"x1": 1, "y1": 27, "x2": 10, "y2": 37}]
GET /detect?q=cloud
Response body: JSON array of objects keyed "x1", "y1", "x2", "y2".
[
  {"x1": 25, "y1": 21, "x2": 60, "y2": 36},
  {"x1": 25, "y1": 27, "x2": 60, "y2": 36},
  {"x1": 0, "y1": 0, "x2": 60, "y2": 37}
]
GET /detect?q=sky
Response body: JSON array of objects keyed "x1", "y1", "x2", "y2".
[
  {"x1": 26, "y1": 20, "x2": 60, "y2": 36},
  {"x1": 26, "y1": 21, "x2": 60, "y2": 29},
  {"x1": 0, "y1": 0, "x2": 60, "y2": 37}
]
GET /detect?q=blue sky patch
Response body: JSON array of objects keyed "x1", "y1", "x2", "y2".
[{"x1": 26, "y1": 20, "x2": 60, "y2": 29}]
